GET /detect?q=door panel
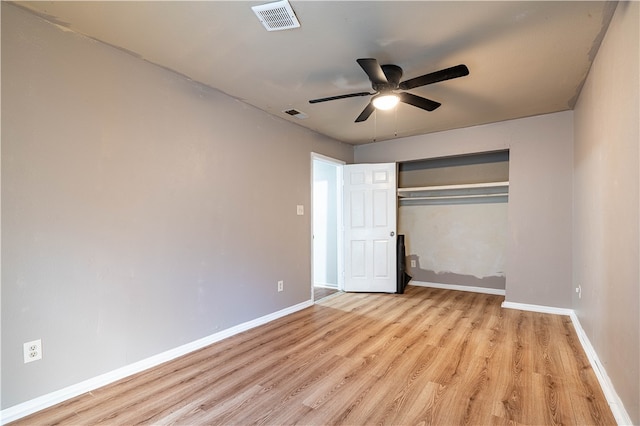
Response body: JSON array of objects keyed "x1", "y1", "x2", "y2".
[
  {"x1": 373, "y1": 190, "x2": 389, "y2": 227},
  {"x1": 373, "y1": 239, "x2": 390, "y2": 277},
  {"x1": 344, "y1": 163, "x2": 397, "y2": 293},
  {"x1": 350, "y1": 240, "x2": 366, "y2": 278},
  {"x1": 350, "y1": 191, "x2": 366, "y2": 228}
]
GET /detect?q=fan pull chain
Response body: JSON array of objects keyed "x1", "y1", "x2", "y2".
[
  {"x1": 394, "y1": 106, "x2": 398, "y2": 137},
  {"x1": 373, "y1": 109, "x2": 377, "y2": 142}
]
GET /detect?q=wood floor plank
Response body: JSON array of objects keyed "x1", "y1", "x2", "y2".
[
  {"x1": 10, "y1": 286, "x2": 617, "y2": 426},
  {"x1": 558, "y1": 316, "x2": 616, "y2": 426}
]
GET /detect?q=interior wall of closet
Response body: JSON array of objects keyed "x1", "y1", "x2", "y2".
[{"x1": 398, "y1": 150, "x2": 509, "y2": 292}]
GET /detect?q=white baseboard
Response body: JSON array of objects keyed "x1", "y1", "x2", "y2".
[
  {"x1": 313, "y1": 283, "x2": 339, "y2": 289},
  {"x1": 500, "y1": 300, "x2": 573, "y2": 316},
  {"x1": 501, "y1": 301, "x2": 632, "y2": 425},
  {"x1": 568, "y1": 311, "x2": 633, "y2": 426},
  {"x1": 0, "y1": 300, "x2": 313, "y2": 425},
  {"x1": 409, "y1": 280, "x2": 506, "y2": 296}
]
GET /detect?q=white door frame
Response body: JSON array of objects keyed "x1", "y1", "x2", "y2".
[{"x1": 311, "y1": 153, "x2": 345, "y2": 301}]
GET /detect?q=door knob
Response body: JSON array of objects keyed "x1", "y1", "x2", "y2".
[{"x1": 390, "y1": 231, "x2": 395, "y2": 237}]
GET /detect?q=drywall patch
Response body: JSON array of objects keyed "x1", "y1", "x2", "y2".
[{"x1": 408, "y1": 264, "x2": 506, "y2": 290}]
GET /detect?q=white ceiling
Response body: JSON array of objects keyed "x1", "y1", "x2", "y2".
[{"x1": 15, "y1": 1, "x2": 616, "y2": 145}]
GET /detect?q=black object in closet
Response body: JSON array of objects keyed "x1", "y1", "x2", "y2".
[{"x1": 397, "y1": 235, "x2": 411, "y2": 294}]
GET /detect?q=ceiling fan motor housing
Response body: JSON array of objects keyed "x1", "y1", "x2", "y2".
[{"x1": 373, "y1": 64, "x2": 403, "y2": 92}]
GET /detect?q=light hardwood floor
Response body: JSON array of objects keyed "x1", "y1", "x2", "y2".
[
  {"x1": 12, "y1": 286, "x2": 616, "y2": 425},
  {"x1": 313, "y1": 286, "x2": 340, "y2": 301}
]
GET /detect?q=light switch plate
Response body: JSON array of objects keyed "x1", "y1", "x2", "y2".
[{"x1": 296, "y1": 205, "x2": 304, "y2": 215}]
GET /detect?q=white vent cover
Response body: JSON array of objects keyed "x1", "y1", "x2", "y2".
[
  {"x1": 252, "y1": 0, "x2": 300, "y2": 31},
  {"x1": 284, "y1": 109, "x2": 308, "y2": 119}
]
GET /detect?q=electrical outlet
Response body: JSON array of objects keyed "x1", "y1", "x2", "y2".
[
  {"x1": 410, "y1": 260, "x2": 416, "y2": 268},
  {"x1": 576, "y1": 285, "x2": 582, "y2": 299},
  {"x1": 23, "y1": 339, "x2": 42, "y2": 363},
  {"x1": 278, "y1": 280, "x2": 284, "y2": 292}
]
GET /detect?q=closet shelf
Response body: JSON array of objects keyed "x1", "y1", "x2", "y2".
[{"x1": 397, "y1": 181, "x2": 509, "y2": 205}]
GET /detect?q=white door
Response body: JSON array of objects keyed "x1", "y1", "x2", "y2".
[{"x1": 344, "y1": 163, "x2": 397, "y2": 293}]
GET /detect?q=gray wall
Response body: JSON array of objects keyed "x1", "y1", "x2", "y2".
[
  {"x1": 1, "y1": 4, "x2": 352, "y2": 409},
  {"x1": 400, "y1": 203, "x2": 508, "y2": 290},
  {"x1": 573, "y1": 1, "x2": 639, "y2": 423},
  {"x1": 355, "y1": 111, "x2": 574, "y2": 308}
]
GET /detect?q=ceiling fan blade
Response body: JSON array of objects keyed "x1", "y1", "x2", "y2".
[
  {"x1": 398, "y1": 92, "x2": 441, "y2": 111},
  {"x1": 355, "y1": 102, "x2": 375, "y2": 122},
  {"x1": 399, "y1": 64, "x2": 469, "y2": 90},
  {"x1": 357, "y1": 58, "x2": 388, "y2": 85},
  {"x1": 309, "y1": 92, "x2": 372, "y2": 104}
]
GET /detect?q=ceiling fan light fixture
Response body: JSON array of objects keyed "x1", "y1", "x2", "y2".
[{"x1": 372, "y1": 94, "x2": 399, "y2": 110}]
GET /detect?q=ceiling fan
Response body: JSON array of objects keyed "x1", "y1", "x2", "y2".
[{"x1": 309, "y1": 58, "x2": 469, "y2": 122}]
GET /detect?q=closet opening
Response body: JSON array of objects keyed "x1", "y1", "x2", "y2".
[{"x1": 397, "y1": 150, "x2": 509, "y2": 295}]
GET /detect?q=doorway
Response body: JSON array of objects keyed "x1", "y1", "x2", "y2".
[{"x1": 311, "y1": 154, "x2": 344, "y2": 301}]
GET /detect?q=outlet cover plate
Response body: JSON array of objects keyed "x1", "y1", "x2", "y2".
[{"x1": 24, "y1": 339, "x2": 42, "y2": 363}]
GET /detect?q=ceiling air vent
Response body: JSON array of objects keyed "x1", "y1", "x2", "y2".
[
  {"x1": 252, "y1": 0, "x2": 300, "y2": 31},
  {"x1": 284, "y1": 109, "x2": 308, "y2": 119}
]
